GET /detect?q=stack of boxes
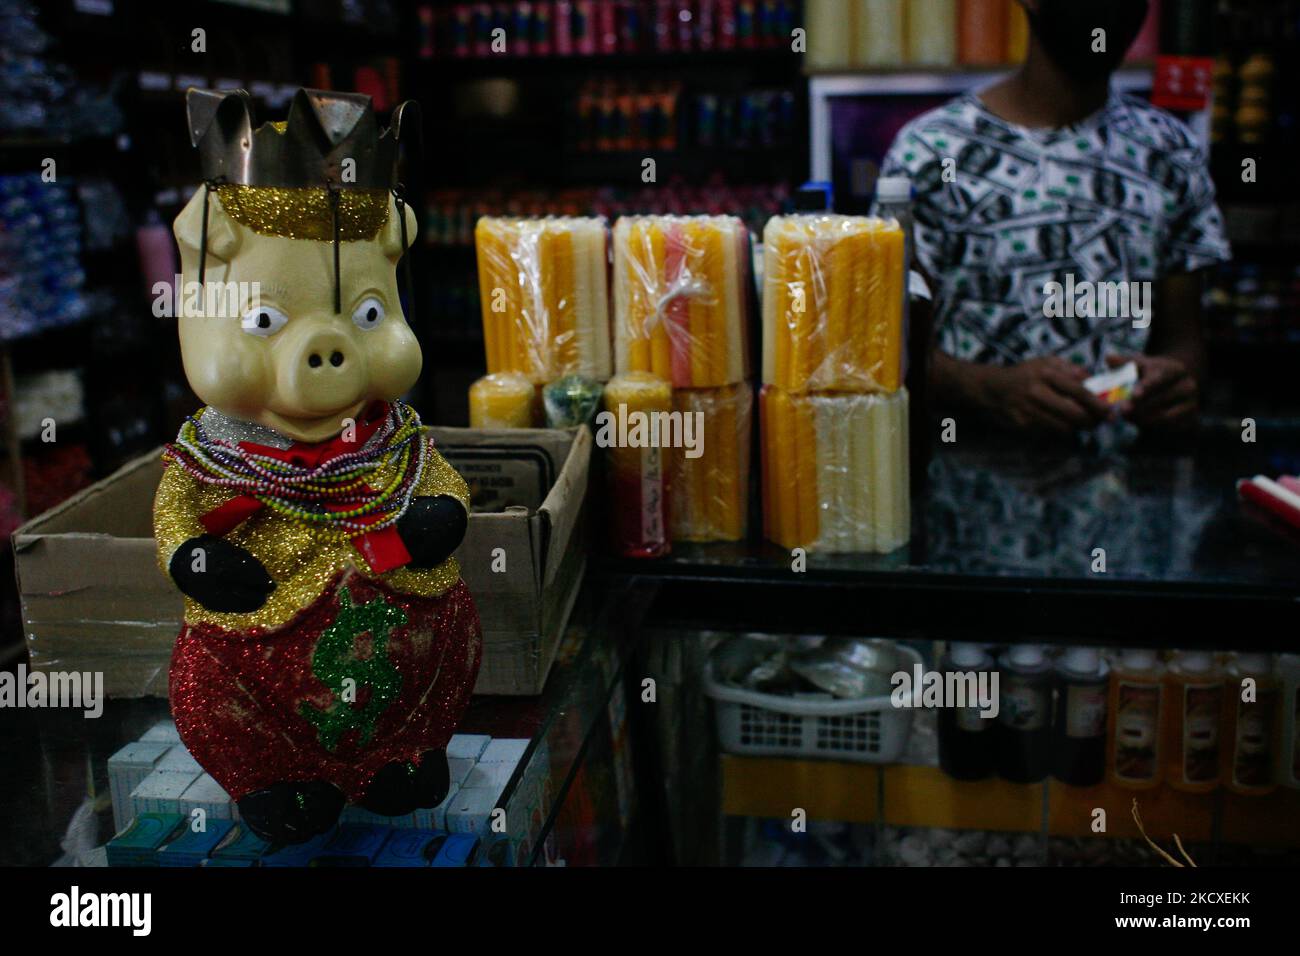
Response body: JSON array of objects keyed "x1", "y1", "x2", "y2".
[
  {"x1": 759, "y1": 215, "x2": 911, "y2": 553},
  {"x1": 106, "y1": 722, "x2": 545, "y2": 867}
]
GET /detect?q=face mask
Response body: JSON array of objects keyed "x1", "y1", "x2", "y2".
[{"x1": 1028, "y1": 0, "x2": 1150, "y2": 81}]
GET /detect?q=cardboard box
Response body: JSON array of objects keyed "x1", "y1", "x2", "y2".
[{"x1": 13, "y1": 426, "x2": 591, "y2": 698}]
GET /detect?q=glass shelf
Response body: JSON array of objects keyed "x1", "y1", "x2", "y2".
[{"x1": 603, "y1": 428, "x2": 1300, "y2": 649}]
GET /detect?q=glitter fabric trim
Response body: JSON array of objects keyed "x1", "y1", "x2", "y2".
[
  {"x1": 154, "y1": 406, "x2": 470, "y2": 632},
  {"x1": 169, "y1": 572, "x2": 482, "y2": 803},
  {"x1": 215, "y1": 183, "x2": 390, "y2": 241}
]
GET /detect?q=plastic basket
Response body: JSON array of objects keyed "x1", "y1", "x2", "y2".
[{"x1": 704, "y1": 644, "x2": 920, "y2": 763}]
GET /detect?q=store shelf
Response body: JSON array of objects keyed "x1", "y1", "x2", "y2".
[
  {"x1": 608, "y1": 430, "x2": 1300, "y2": 650},
  {"x1": 884, "y1": 765, "x2": 1044, "y2": 833},
  {"x1": 721, "y1": 754, "x2": 881, "y2": 823},
  {"x1": 718, "y1": 758, "x2": 1300, "y2": 847},
  {"x1": 803, "y1": 60, "x2": 1157, "y2": 78},
  {"x1": 419, "y1": 48, "x2": 802, "y2": 79}
]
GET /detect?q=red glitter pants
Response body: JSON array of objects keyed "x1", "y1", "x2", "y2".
[{"x1": 168, "y1": 573, "x2": 482, "y2": 803}]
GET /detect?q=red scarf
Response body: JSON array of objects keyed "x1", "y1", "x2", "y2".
[{"x1": 198, "y1": 401, "x2": 413, "y2": 574}]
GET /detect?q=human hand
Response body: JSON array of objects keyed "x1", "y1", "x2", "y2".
[
  {"x1": 979, "y1": 357, "x2": 1113, "y2": 434},
  {"x1": 1107, "y1": 353, "x2": 1198, "y2": 429}
]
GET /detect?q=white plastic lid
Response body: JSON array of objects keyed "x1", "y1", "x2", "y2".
[
  {"x1": 1176, "y1": 650, "x2": 1213, "y2": 672},
  {"x1": 1061, "y1": 646, "x2": 1101, "y2": 675},
  {"x1": 1008, "y1": 644, "x2": 1045, "y2": 668},
  {"x1": 1120, "y1": 648, "x2": 1158, "y2": 670},
  {"x1": 1233, "y1": 652, "x2": 1271, "y2": 673},
  {"x1": 950, "y1": 642, "x2": 986, "y2": 667},
  {"x1": 875, "y1": 176, "x2": 912, "y2": 201}
]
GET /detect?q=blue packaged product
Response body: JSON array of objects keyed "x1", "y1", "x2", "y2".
[
  {"x1": 106, "y1": 813, "x2": 186, "y2": 867},
  {"x1": 210, "y1": 823, "x2": 272, "y2": 862},
  {"x1": 316, "y1": 824, "x2": 390, "y2": 865},
  {"x1": 157, "y1": 819, "x2": 236, "y2": 868},
  {"x1": 372, "y1": 829, "x2": 449, "y2": 868},
  {"x1": 431, "y1": 833, "x2": 480, "y2": 868},
  {"x1": 260, "y1": 830, "x2": 336, "y2": 868}
]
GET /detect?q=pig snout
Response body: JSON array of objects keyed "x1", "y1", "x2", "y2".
[{"x1": 281, "y1": 328, "x2": 367, "y2": 415}]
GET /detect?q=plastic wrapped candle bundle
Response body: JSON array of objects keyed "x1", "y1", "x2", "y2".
[
  {"x1": 762, "y1": 215, "x2": 906, "y2": 394},
  {"x1": 612, "y1": 215, "x2": 750, "y2": 389},
  {"x1": 760, "y1": 386, "x2": 910, "y2": 553},
  {"x1": 475, "y1": 216, "x2": 612, "y2": 384},
  {"x1": 670, "y1": 382, "x2": 752, "y2": 543},
  {"x1": 469, "y1": 372, "x2": 537, "y2": 428},
  {"x1": 602, "y1": 372, "x2": 673, "y2": 558}
]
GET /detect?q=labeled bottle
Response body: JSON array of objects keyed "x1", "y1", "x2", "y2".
[
  {"x1": 938, "y1": 642, "x2": 996, "y2": 780},
  {"x1": 1278, "y1": 654, "x2": 1300, "y2": 789},
  {"x1": 1163, "y1": 651, "x2": 1224, "y2": 793},
  {"x1": 1052, "y1": 647, "x2": 1109, "y2": 786},
  {"x1": 1221, "y1": 653, "x2": 1278, "y2": 795},
  {"x1": 1106, "y1": 648, "x2": 1165, "y2": 789},
  {"x1": 996, "y1": 644, "x2": 1052, "y2": 783}
]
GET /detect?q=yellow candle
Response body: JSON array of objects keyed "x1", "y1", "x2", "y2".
[
  {"x1": 604, "y1": 372, "x2": 673, "y2": 557},
  {"x1": 669, "y1": 382, "x2": 751, "y2": 542},
  {"x1": 475, "y1": 216, "x2": 610, "y2": 384},
  {"x1": 614, "y1": 215, "x2": 749, "y2": 388},
  {"x1": 761, "y1": 214, "x2": 905, "y2": 394},
  {"x1": 469, "y1": 372, "x2": 537, "y2": 428},
  {"x1": 760, "y1": 386, "x2": 911, "y2": 552}
]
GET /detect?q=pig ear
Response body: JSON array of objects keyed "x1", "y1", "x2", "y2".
[
  {"x1": 380, "y1": 194, "x2": 418, "y2": 262},
  {"x1": 174, "y1": 185, "x2": 242, "y2": 266}
]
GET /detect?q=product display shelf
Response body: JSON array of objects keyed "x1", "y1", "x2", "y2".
[
  {"x1": 1, "y1": 581, "x2": 639, "y2": 868},
  {"x1": 516, "y1": 576, "x2": 655, "y2": 866},
  {"x1": 602, "y1": 427, "x2": 1300, "y2": 650},
  {"x1": 716, "y1": 757, "x2": 1300, "y2": 849}
]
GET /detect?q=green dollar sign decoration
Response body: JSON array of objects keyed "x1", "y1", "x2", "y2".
[{"x1": 300, "y1": 587, "x2": 406, "y2": 752}]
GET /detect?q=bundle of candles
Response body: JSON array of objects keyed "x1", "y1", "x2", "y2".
[
  {"x1": 760, "y1": 387, "x2": 911, "y2": 554},
  {"x1": 474, "y1": 216, "x2": 612, "y2": 384},
  {"x1": 758, "y1": 214, "x2": 911, "y2": 554},
  {"x1": 612, "y1": 215, "x2": 751, "y2": 389},
  {"x1": 603, "y1": 372, "x2": 674, "y2": 558},
  {"x1": 1237, "y1": 475, "x2": 1300, "y2": 534},
  {"x1": 670, "y1": 382, "x2": 752, "y2": 543},
  {"x1": 761, "y1": 214, "x2": 906, "y2": 394}
]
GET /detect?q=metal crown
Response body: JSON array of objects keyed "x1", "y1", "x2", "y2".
[{"x1": 186, "y1": 87, "x2": 417, "y2": 190}]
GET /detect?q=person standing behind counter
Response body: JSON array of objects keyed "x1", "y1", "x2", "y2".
[{"x1": 881, "y1": 0, "x2": 1231, "y2": 435}]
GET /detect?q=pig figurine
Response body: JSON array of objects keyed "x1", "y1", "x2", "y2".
[{"x1": 153, "y1": 89, "x2": 481, "y2": 844}]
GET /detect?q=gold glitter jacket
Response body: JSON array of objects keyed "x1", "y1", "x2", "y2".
[{"x1": 154, "y1": 408, "x2": 469, "y2": 632}]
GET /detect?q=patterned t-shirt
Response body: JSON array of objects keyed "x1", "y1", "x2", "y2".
[{"x1": 881, "y1": 89, "x2": 1231, "y2": 370}]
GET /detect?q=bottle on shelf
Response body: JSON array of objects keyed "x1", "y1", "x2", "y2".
[
  {"x1": 938, "y1": 642, "x2": 997, "y2": 780},
  {"x1": 996, "y1": 644, "x2": 1052, "y2": 783},
  {"x1": 1220, "y1": 652, "x2": 1279, "y2": 796},
  {"x1": 1278, "y1": 654, "x2": 1300, "y2": 789},
  {"x1": 1106, "y1": 648, "x2": 1165, "y2": 790},
  {"x1": 1163, "y1": 650, "x2": 1224, "y2": 793},
  {"x1": 1051, "y1": 646, "x2": 1109, "y2": 786}
]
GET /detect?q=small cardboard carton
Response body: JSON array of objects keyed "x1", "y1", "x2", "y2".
[{"x1": 13, "y1": 425, "x2": 590, "y2": 698}]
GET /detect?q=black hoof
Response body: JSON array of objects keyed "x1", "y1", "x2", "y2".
[
  {"x1": 238, "y1": 782, "x2": 344, "y2": 845},
  {"x1": 414, "y1": 749, "x2": 450, "y2": 809},
  {"x1": 360, "y1": 760, "x2": 419, "y2": 816}
]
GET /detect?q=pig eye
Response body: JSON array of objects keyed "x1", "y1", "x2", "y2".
[
  {"x1": 352, "y1": 297, "x2": 386, "y2": 331},
  {"x1": 241, "y1": 305, "x2": 289, "y2": 337}
]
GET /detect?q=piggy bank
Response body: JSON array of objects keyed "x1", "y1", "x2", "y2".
[{"x1": 154, "y1": 89, "x2": 481, "y2": 844}]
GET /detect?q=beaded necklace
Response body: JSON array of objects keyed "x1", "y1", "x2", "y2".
[{"x1": 163, "y1": 401, "x2": 427, "y2": 542}]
